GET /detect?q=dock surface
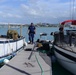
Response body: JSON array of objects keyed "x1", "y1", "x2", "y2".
[{"x1": 0, "y1": 44, "x2": 52, "y2": 75}]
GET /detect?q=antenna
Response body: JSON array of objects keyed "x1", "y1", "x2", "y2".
[
  {"x1": 70, "y1": 0, "x2": 72, "y2": 19},
  {"x1": 72, "y1": 0, "x2": 75, "y2": 20}
]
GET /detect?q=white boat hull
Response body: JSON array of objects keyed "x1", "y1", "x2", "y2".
[
  {"x1": 54, "y1": 45, "x2": 76, "y2": 75},
  {"x1": 0, "y1": 37, "x2": 27, "y2": 63}
]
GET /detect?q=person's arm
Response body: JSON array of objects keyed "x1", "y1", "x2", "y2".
[{"x1": 34, "y1": 27, "x2": 36, "y2": 34}]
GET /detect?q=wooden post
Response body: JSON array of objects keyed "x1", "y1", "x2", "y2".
[
  {"x1": 20, "y1": 25, "x2": 22, "y2": 37},
  {"x1": 8, "y1": 23, "x2": 10, "y2": 30}
]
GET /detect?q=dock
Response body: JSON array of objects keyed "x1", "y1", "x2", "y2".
[{"x1": 0, "y1": 44, "x2": 52, "y2": 75}]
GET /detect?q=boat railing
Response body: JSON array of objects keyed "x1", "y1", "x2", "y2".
[{"x1": 53, "y1": 31, "x2": 76, "y2": 52}]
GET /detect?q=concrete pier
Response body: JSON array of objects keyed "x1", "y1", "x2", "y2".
[{"x1": 0, "y1": 44, "x2": 52, "y2": 75}]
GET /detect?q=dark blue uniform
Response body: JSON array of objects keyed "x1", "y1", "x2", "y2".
[{"x1": 28, "y1": 25, "x2": 36, "y2": 43}]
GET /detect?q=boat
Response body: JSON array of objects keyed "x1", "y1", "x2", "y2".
[
  {"x1": 36, "y1": 32, "x2": 53, "y2": 55},
  {"x1": 0, "y1": 26, "x2": 27, "y2": 64},
  {"x1": 51, "y1": 20, "x2": 76, "y2": 74}
]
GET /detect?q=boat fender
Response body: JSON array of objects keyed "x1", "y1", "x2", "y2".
[
  {"x1": 25, "y1": 42, "x2": 27, "y2": 46},
  {"x1": 3, "y1": 59, "x2": 9, "y2": 64}
]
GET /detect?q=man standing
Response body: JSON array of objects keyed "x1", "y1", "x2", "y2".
[{"x1": 28, "y1": 23, "x2": 36, "y2": 44}]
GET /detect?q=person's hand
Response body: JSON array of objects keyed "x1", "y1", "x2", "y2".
[
  {"x1": 34, "y1": 30, "x2": 36, "y2": 34},
  {"x1": 28, "y1": 30, "x2": 29, "y2": 35}
]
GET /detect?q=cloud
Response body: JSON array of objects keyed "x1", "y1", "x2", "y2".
[
  {"x1": 21, "y1": 4, "x2": 40, "y2": 16},
  {"x1": 0, "y1": 0, "x2": 76, "y2": 24},
  {"x1": 0, "y1": 11, "x2": 22, "y2": 19}
]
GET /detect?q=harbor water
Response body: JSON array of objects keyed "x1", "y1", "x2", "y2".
[{"x1": 0, "y1": 26, "x2": 72, "y2": 75}]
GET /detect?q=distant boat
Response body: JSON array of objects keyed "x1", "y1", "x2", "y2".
[
  {"x1": 51, "y1": 20, "x2": 76, "y2": 74},
  {"x1": 0, "y1": 28, "x2": 27, "y2": 63}
]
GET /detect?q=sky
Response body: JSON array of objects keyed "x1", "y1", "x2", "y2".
[{"x1": 0, "y1": 0, "x2": 76, "y2": 24}]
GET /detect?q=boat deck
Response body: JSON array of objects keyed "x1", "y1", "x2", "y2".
[
  {"x1": 55, "y1": 34, "x2": 76, "y2": 53},
  {"x1": 0, "y1": 44, "x2": 52, "y2": 75},
  {"x1": 56, "y1": 42, "x2": 76, "y2": 53}
]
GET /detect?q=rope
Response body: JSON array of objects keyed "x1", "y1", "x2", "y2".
[
  {"x1": 7, "y1": 39, "x2": 15, "y2": 56},
  {"x1": 35, "y1": 54, "x2": 44, "y2": 75},
  {"x1": 28, "y1": 42, "x2": 44, "y2": 75},
  {"x1": 3, "y1": 41, "x2": 6, "y2": 55},
  {"x1": 8, "y1": 40, "x2": 13, "y2": 52}
]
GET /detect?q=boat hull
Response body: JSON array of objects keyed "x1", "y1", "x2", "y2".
[
  {"x1": 0, "y1": 37, "x2": 27, "y2": 63},
  {"x1": 54, "y1": 45, "x2": 76, "y2": 75}
]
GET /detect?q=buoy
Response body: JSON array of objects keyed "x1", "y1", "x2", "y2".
[{"x1": 3, "y1": 59, "x2": 9, "y2": 64}]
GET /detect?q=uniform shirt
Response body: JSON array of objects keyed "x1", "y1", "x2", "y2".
[{"x1": 28, "y1": 25, "x2": 36, "y2": 34}]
